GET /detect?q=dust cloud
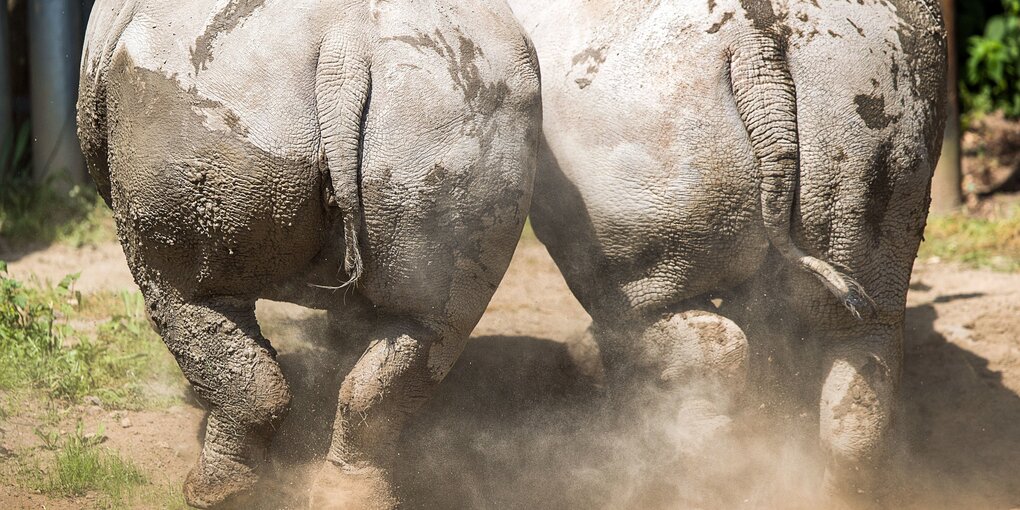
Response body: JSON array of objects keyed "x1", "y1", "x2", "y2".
[
  {"x1": 243, "y1": 251, "x2": 1020, "y2": 510},
  {"x1": 252, "y1": 301, "x2": 827, "y2": 510},
  {"x1": 390, "y1": 328, "x2": 832, "y2": 510}
]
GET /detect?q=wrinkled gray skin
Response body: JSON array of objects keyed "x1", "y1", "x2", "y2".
[
  {"x1": 77, "y1": 0, "x2": 540, "y2": 507},
  {"x1": 508, "y1": 0, "x2": 946, "y2": 501}
]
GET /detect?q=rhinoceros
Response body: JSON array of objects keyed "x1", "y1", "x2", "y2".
[
  {"x1": 78, "y1": 0, "x2": 540, "y2": 507},
  {"x1": 508, "y1": 0, "x2": 946, "y2": 500}
]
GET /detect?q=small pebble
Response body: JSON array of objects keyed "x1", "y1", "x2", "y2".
[{"x1": 120, "y1": 417, "x2": 132, "y2": 428}]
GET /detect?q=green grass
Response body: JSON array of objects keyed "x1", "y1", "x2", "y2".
[
  {"x1": 919, "y1": 206, "x2": 1020, "y2": 272},
  {"x1": 0, "y1": 178, "x2": 115, "y2": 249},
  {"x1": 521, "y1": 217, "x2": 537, "y2": 243},
  {"x1": 14, "y1": 422, "x2": 147, "y2": 508},
  {"x1": 0, "y1": 120, "x2": 114, "y2": 248},
  {"x1": 136, "y1": 483, "x2": 191, "y2": 510},
  {"x1": 0, "y1": 262, "x2": 182, "y2": 409},
  {"x1": 43, "y1": 424, "x2": 146, "y2": 499}
]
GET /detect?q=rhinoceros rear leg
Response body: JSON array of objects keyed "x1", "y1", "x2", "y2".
[
  {"x1": 591, "y1": 310, "x2": 749, "y2": 463},
  {"x1": 818, "y1": 326, "x2": 900, "y2": 504},
  {"x1": 148, "y1": 293, "x2": 291, "y2": 509},
  {"x1": 309, "y1": 316, "x2": 462, "y2": 509},
  {"x1": 646, "y1": 311, "x2": 749, "y2": 400},
  {"x1": 597, "y1": 310, "x2": 749, "y2": 399},
  {"x1": 646, "y1": 312, "x2": 748, "y2": 438}
]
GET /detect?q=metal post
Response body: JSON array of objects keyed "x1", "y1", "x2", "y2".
[
  {"x1": 931, "y1": 0, "x2": 962, "y2": 213},
  {"x1": 0, "y1": 3, "x2": 14, "y2": 179},
  {"x1": 27, "y1": 0, "x2": 86, "y2": 188},
  {"x1": 80, "y1": 0, "x2": 94, "y2": 36}
]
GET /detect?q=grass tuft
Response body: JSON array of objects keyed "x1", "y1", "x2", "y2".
[
  {"x1": 24, "y1": 422, "x2": 147, "y2": 506},
  {"x1": 919, "y1": 205, "x2": 1020, "y2": 272}
]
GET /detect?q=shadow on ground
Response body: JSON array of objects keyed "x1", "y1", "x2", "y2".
[{"x1": 890, "y1": 302, "x2": 1020, "y2": 509}]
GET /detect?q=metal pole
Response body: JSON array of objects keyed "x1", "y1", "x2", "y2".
[
  {"x1": 27, "y1": 0, "x2": 86, "y2": 188},
  {"x1": 931, "y1": 0, "x2": 962, "y2": 213},
  {"x1": 80, "y1": 0, "x2": 94, "y2": 37},
  {"x1": 0, "y1": 3, "x2": 14, "y2": 179}
]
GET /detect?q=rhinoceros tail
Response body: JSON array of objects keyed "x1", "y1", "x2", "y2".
[
  {"x1": 728, "y1": 1, "x2": 876, "y2": 319},
  {"x1": 315, "y1": 33, "x2": 371, "y2": 288}
]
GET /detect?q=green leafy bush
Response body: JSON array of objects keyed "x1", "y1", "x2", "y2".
[{"x1": 963, "y1": 0, "x2": 1020, "y2": 119}]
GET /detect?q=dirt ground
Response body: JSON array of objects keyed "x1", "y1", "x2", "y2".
[{"x1": 1, "y1": 239, "x2": 1019, "y2": 509}]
